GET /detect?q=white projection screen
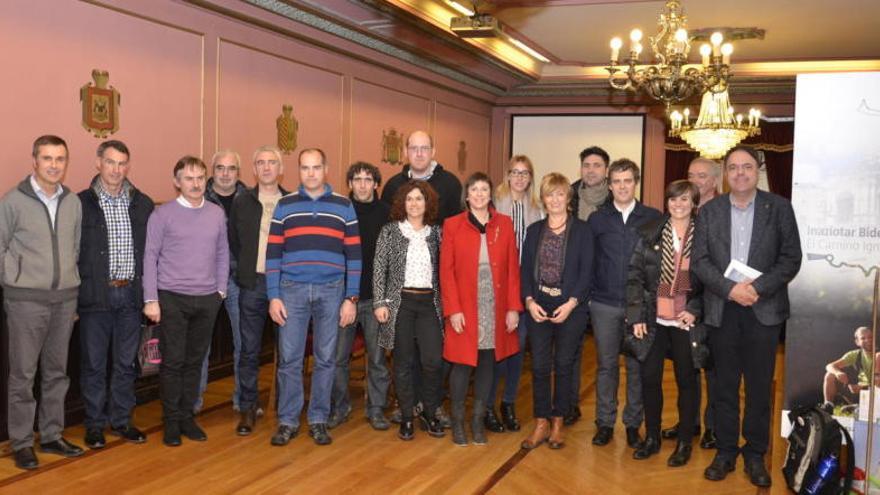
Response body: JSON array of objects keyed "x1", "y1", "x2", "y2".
[{"x1": 510, "y1": 114, "x2": 646, "y2": 198}]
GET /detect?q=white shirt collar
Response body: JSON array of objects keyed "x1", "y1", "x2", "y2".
[
  {"x1": 30, "y1": 174, "x2": 61, "y2": 200},
  {"x1": 176, "y1": 195, "x2": 205, "y2": 209}
]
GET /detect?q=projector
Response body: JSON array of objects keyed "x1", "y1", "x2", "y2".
[{"x1": 450, "y1": 14, "x2": 502, "y2": 38}]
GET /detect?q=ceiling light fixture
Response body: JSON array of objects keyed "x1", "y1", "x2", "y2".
[
  {"x1": 509, "y1": 37, "x2": 550, "y2": 63},
  {"x1": 444, "y1": 0, "x2": 474, "y2": 17},
  {"x1": 668, "y1": 88, "x2": 761, "y2": 159}
]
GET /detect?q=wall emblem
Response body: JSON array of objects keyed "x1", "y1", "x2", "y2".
[
  {"x1": 382, "y1": 128, "x2": 405, "y2": 166},
  {"x1": 80, "y1": 69, "x2": 120, "y2": 138},
  {"x1": 276, "y1": 104, "x2": 299, "y2": 155}
]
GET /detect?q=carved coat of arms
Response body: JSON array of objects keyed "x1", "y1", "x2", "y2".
[
  {"x1": 80, "y1": 70, "x2": 120, "y2": 138},
  {"x1": 382, "y1": 128, "x2": 405, "y2": 166},
  {"x1": 276, "y1": 104, "x2": 299, "y2": 155}
]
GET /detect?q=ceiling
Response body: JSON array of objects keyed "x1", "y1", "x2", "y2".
[{"x1": 242, "y1": 0, "x2": 880, "y2": 101}]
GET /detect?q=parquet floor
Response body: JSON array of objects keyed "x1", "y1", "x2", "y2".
[{"x1": 0, "y1": 338, "x2": 787, "y2": 494}]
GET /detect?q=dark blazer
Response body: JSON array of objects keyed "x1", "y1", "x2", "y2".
[
  {"x1": 691, "y1": 190, "x2": 802, "y2": 327},
  {"x1": 625, "y1": 215, "x2": 709, "y2": 367},
  {"x1": 380, "y1": 163, "x2": 463, "y2": 224},
  {"x1": 228, "y1": 185, "x2": 289, "y2": 290},
  {"x1": 520, "y1": 216, "x2": 593, "y2": 313},
  {"x1": 78, "y1": 179, "x2": 154, "y2": 312}
]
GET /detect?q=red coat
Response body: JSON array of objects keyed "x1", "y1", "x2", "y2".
[{"x1": 440, "y1": 210, "x2": 523, "y2": 366}]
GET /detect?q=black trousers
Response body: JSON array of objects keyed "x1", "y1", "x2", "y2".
[
  {"x1": 527, "y1": 293, "x2": 589, "y2": 419},
  {"x1": 710, "y1": 302, "x2": 781, "y2": 461},
  {"x1": 450, "y1": 350, "x2": 494, "y2": 405},
  {"x1": 158, "y1": 291, "x2": 221, "y2": 422},
  {"x1": 641, "y1": 324, "x2": 698, "y2": 442},
  {"x1": 393, "y1": 293, "x2": 443, "y2": 421}
]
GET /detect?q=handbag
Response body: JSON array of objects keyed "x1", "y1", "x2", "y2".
[
  {"x1": 623, "y1": 324, "x2": 655, "y2": 362},
  {"x1": 138, "y1": 321, "x2": 162, "y2": 377}
]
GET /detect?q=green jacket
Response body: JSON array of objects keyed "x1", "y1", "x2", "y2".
[{"x1": 0, "y1": 176, "x2": 81, "y2": 299}]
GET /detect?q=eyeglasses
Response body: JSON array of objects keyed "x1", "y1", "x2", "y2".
[
  {"x1": 407, "y1": 145, "x2": 432, "y2": 154},
  {"x1": 509, "y1": 170, "x2": 530, "y2": 178},
  {"x1": 214, "y1": 165, "x2": 239, "y2": 173}
]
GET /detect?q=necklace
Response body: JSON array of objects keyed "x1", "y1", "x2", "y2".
[{"x1": 548, "y1": 216, "x2": 567, "y2": 231}]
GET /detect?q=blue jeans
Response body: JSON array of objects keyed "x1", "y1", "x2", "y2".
[
  {"x1": 79, "y1": 284, "x2": 142, "y2": 429},
  {"x1": 488, "y1": 314, "x2": 527, "y2": 406},
  {"x1": 238, "y1": 275, "x2": 271, "y2": 411},
  {"x1": 332, "y1": 299, "x2": 390, "y2": 417},
  {"x1": 276, "y1": 279, "x2": 343, "y2": 427},
  {"x1": 195, "y1": 274, "x2": 241, "y2": 411}
]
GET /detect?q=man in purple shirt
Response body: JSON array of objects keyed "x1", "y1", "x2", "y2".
[{"x1": 143, "y1": 156, "x2": 229, "y2": 447}]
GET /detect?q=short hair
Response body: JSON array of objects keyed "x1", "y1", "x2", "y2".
[
  {"x1": 538, "y1": 172, "x2": 572, "y2": 211},
  {"x1": 97, "y1": 140, "x2": 130, "y2": 160},
  {"x1": 211, "y1": 149, "x2": 240, "y2": 167},
  {"x1": 32, "y1": 135, "x2": 68, "y2": 158},
  {"x1": 461, "y1": 171, "x2": 494, "y2": 210},
  {"x1": 406, "y1": 131, "x2": 434, "y2": 149},
  {"x1": 389, "y1": 181, "x2": 439, "y2": 225},
  {"x1": 689, "y1": 157, "x2": 721, "y2": 178},
  {"x1": 252, "y1": 145, "x2": 283, "y2": 166},
  {"x1": 299, "y1": 148, "x2": 326, "y2": 166},
  {"x1": 579, "y1": 146, "x2": 610, "y2": 166},
  {"x1": 723, "y1": 145, "x2": 762, "y2": 167},
  {"x1": 608, "y1": 158, "x2": 641, "y2": 184},
  {"x1": 496, "y1": 154, "x2": 539, "y2": 209},
  {"x1": 664, "y1": 179, "x2": 700, "y2": 209},
  {"x1": 855, "y1": 326, "x2": 872, "y2": 338},
  {"x1": 346, "y1": 161, "x2": 382, "y2": 188},
  {"x1": 173, "y1": 155, "x2": 207, "y2": 178}
]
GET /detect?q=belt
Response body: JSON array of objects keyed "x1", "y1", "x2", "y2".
[
  {"x1": 538, "y1": 284, "x2": 561, "y2": 297},
  {"x1": 401, "y1": 287, "x2": 433, "y2": 295},
  {"x1": 108, "y1": 279, "x2": 132, "y2": 288}
]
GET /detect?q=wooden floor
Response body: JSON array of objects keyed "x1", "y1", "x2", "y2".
[{"x1": 0, "y1": 339, "x2": 789, "y2": 494}]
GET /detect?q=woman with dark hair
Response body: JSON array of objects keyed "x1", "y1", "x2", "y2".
[
  {"x1": 519, "y1": 172, "x2": 593, "y2": 450},
  {"x1": 484, "y1": 155, "x2": 544, "y2": 433},
  {"x1": 625, "y1": 179, "x2": 708, "y2": 466},
  {"x1": 373, "y1": 181, "x2": 444, "y2": 441},
  {"x1": 440, "y1": 172, "x2": 522, "y2": 446}
]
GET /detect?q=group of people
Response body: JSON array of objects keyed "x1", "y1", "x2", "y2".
[{"x1": 1, "y1": 131, "x2": 802, "y2": 489}]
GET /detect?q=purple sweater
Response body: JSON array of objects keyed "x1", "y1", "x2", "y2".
[{"x1": 143, "y1": 199, "x2": 229, "y2": 301}]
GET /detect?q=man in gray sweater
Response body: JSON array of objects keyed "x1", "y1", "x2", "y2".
[{"x1": 0, "y1": 135, "x2": 84, "y2": 470}]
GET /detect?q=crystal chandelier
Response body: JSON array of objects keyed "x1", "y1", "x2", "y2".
[
  {"x1": 668, "y1": 88, "x2": 761, "y2": 159},
  {"x1": 606, "y1": 0, "x2": 734, "y2": 107}
]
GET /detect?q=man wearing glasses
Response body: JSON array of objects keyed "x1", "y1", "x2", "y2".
[
  {"x1": 196, "y1": 150, "x2": 249, "y2": 415},
  {"x1": 380, "y1": 130, "x2": 462, "y2": 224}
]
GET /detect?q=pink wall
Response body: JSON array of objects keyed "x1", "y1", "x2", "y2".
[{"x1": 0, "y1": 0, "x2": 493, "y2": 202}]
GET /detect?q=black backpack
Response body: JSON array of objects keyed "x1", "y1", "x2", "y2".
[{"x1": 782, "y1": 406, "x2": 854, "y2": 494}]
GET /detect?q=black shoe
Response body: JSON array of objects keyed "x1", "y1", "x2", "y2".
[
  {"x1": 500, "y1": 402, "x2": 521, "y2": 432},
  {"x1": 327, "y1": 406, "x2": 352, "y2": 430},
  {"x1": 484, "y1": 409, "x2": 505, "y2": 433},
  {"x1": 667, "y1": 441, "x2": 692, "y2": 467},
  {"x1": 661, "y1": 423, "x2": 679, "y2": 440},
  {"x1": 704, "y1": 456, "x2": 736, "y2": 481},
  {"x1": 563, "y1": 406, "x2": 582, "y2": 426},
  {"x1": 14, "y1": 448, "x2": 38, "y2": 470},
  {"x1": 633, "y1": 435, "x2": 660, "y2": 459},
  {"x1": 308, "y1": 423, "x2": 332, "y2": 445},
  {"x1": 236, "y1": 409, "x2": 256, "y2": 436},
  {"x1": 744, "y1": 457, "x2": 772, "y2": 487},
  {"x1": 270, "y1": 424, "x2": 298, "y2": 446},
  {"x1": 699, "y1": 428, "x2": 717, "y2": 449},
  {"x1": 434, "y1": 406, "x2": 452, "y2": 430},
  {"x1": 85, "y1": 428, "x2": 106, "y2": 449},
  {"x1": 367, "y1": 412, "x2": 391, "y2": 431},
  {"x1": 180, "y1": 418, "x2": 207, "y2": 441},
  {"x1": 398, "y1": 420, "x2": 415, "y2": 441},
  {"x1": 163, "y1": 422, "x2": 182, "y2": 447},
  {"x1": 39, "y1": 438, "x2": 84, "y2": 457},
  {"x1": 418, "y1": 411, "x2": 445, "y2": 438},
  {"x1": 110, "y1": 425, "x2": 146, "y2": 444},
  {"x1": 626, "y1": 427, "x2": 643, "y2": 449},
  {"x1": 591, "y1": 426, "x2": 613, "y2": 446}
]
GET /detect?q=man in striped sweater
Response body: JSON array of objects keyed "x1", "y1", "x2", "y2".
[{"x1": 267, "y1": 148, "x2": 362, "y2": 447}]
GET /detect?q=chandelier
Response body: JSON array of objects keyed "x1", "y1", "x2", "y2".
[
  {"x1": 668, "y1": 88, "x2": 761, "y2": 159},
  {"x1": 606, "y1": 0, "x2": 734, "y2": 107}
]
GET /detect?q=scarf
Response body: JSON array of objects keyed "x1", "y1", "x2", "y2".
[
  {"x1": 658, "y1": 218, "x2": 694, "y2": 298},
  {"x1": 577, "y1": 180, "x2": 609, "y2": 221}
]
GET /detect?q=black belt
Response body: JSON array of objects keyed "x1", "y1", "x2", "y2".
[{"x1": 401, "y1": 287, "x2": 433, "y2": 295}]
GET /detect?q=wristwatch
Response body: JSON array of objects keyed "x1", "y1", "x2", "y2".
[{"x1": 346, "y1": 296, "x2": 360, "y2": 304}]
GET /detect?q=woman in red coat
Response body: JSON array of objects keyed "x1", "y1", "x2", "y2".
[{"x1": 441, "y1": 172, "x2": 522, "y2": 447}]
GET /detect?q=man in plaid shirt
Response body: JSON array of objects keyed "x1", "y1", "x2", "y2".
[{"x1": 78, "y1": 140, "x2": 155, "y2": 449}]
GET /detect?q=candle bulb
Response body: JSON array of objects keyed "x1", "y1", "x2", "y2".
[
  {"x1": 711, "y1": 32, "x2": 723, "y2": 58},
  {"x1": 633, "y1": 42, "x2": 643, "y2": 60},
  {"x1": 683, "y1": 108, "x2": 690, "y2": 126},
  {"x1": 721, "y1": 43, "x2": 733, "y2": 65},
  {"x1": 736, "y1": 114, "x2": 744, "y2": 127},
  {"x1": 700, "y1": 44, "x2": 711, "y2": 67},
  {"x1": 674, "y1": 28, "x2": 688, "y2": 55},
  {"x1": 610, "y1": 37, "x2": 622, "y2": 63}
]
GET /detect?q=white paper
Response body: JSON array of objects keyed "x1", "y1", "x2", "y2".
[{"x1": 724, "y1": 259, "x2": 763, "y2": 282}]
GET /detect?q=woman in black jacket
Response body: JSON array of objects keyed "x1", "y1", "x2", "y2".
[{"x1": 625, "y1": 179, "x2": 708, "y2": 467}]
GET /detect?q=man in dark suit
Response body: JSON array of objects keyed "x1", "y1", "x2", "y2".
[{"x1": 692, "y1": 145, "x2": 802, "y2": 488}]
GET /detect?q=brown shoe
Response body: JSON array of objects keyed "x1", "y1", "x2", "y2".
[
  {"x1": 521, "y1": 418, "x2": 550, "y2": 450},
  {"x1": 236, "y1": 409, "x2": 256, "y2": 436},
  {"x1": 548, "y1": 416, "x2": 565, "y2": 449}
]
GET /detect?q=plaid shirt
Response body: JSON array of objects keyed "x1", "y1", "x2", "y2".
[{"x1": 97, "y1": 181, "x2": 135, "y2": 281}]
